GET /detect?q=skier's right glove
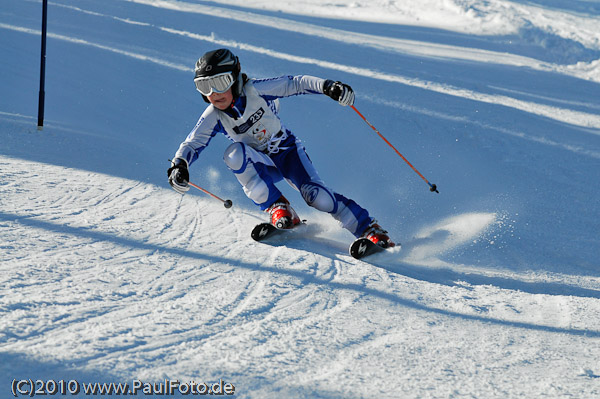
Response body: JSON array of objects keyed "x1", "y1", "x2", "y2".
[
  {"x1": 323, "y1": 80, "x2": 355, "y2": 106},
  {"x1": 167, "y1": 158, "x2": 190, "y2": 194}
]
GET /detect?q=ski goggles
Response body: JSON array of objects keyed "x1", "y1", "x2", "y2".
[{"x1": 194, "y1": 72, "x2": 235, "y2": 96}]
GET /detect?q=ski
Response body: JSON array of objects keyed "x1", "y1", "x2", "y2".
[
  {"x1": 252, "y1": 221, "x2": 395, "y2": 260},
  {"x1": 349, "y1": 237, "x2": 388, "y2": 259},
  {"x1": 251, "y1": 221, "x2": 306, "y2": 242}
]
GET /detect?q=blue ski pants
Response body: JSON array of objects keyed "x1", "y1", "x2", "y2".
[{"x1": 222, "y1": 135, "x2": 372, "y2": 237}]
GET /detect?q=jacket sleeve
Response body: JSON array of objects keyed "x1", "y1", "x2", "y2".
[
  {"x1": 251, "y1": 75, "x2": 327, "y2": 99},
  {"x1": 173, "y1": 106, "x2": 223, "y2": 167}
]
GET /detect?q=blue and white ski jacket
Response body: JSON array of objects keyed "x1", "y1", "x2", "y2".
[{"x1": 174, "y1": 75, "x2": 326, "y2": 166}]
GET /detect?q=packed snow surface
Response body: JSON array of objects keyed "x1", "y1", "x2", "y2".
[{"x1": 1, "y1": 0, "x2": 599, "y2": 397}]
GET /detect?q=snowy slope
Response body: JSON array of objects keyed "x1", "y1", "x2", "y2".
[{"x1": 2, "y1": 0, "x2": 600, "y2": 398}]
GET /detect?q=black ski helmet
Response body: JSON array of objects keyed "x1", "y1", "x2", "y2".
[{"x1": 194, "y1": 48, "x2": 243, "y2": 103}]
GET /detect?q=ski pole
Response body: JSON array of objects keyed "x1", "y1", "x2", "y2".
[
  {"x1": 350, "y1": 105, "x2": 439, "y2": 193},
  {"x1": 189, "y1": 181, "x2": 233, "y2": 208}
]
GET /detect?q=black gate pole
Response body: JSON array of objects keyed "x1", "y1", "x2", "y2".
[{"x1": 37, "y1": 0, "x2": 48, "y2": 130}]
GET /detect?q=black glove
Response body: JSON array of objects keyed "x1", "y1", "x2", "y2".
[
  {"x1": 323, "y1": 80, "x2": 355, "y2": 106},
  {"x1": 167, "y1": 158, "x2": 190, "y2": 194}
]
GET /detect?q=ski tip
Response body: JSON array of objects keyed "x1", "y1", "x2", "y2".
[
  {"x1": 251, "y1": 222, "x2": 276, "y2": 241},
  {"x1": 349, "y1": 237, "x2": 401, "y2": 259},
  {"x1": 250, "y1": 220, "x2": 307, "y2": 242},
  {"x1": 349, "y1": 238, "x2": 382, "y2": 259}
]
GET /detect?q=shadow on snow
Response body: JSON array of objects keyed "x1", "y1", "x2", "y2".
[{"x1": 3, "y1": 210, "x2": 599, "y2": 338}]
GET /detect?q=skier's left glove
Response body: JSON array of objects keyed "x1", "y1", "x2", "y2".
[
  {"x1": 167, "y1": 158, "x2": 190, "y2": 194},
  {"x1": 323, "y1": 80, "x2": 355, "y2": 106}
]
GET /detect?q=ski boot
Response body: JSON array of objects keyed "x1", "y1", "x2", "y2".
[
  {"x1": 361, "y1": 220, "x2": 395, "y2": 248},
  {"x1": 266, "y1": 196, "x2": 301, "y2": 229}
]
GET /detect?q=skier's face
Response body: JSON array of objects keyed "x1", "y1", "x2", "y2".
[{"x1": 208, "y1": 89, "x2": 234, "y2": 110}]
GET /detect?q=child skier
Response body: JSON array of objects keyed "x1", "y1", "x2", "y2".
[{"x1": 168, "y1": 48, "x2": 394, "y2": 248}]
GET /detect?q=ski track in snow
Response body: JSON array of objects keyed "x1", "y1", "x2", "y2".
[
  {"x1": 2, "y1": 154, "x2": 600, "y2": 397},
  {"x1": 3, "y1": 1, "x2": 600, "y2": 133},
  {"x1": 127, "y1": 0, "x2": 600, "y2": 78},
  {"x1": 2, "y1": 0, "x2": 600, "y2": 397},
  {"x1": 201, "y1": 0, "x2": 600, "y2": 49}
]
